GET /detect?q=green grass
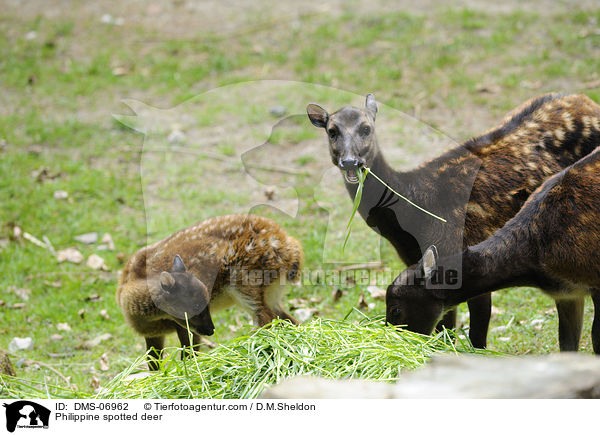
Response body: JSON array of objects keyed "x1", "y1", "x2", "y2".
[
  {"x1": 1, "y1": 3, "x2": 599, "y2": 398},
  {"x1": 1, "y1": 316, "x2": 495, "y2": 399}
]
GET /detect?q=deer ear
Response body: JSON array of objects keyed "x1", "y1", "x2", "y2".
[
  {"x1": 365, "y1": 94, "x2": 378, "y2": 120},
  {"x1": 171, "y1": 254, "x2": 186, "y2": 273},
  {"x1": 306, "y1": 103, "x2": 329, "y2": 128},
  {"x1": 160, "y1": 271, "x2": 176, "y2": 290},
  {"x1": 421, "y1": 245, "x2": 438, "y2": 280}
]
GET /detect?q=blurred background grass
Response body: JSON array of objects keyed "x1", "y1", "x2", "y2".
[{"x1": 1, "y1": 0, "x2": 600, "y2": 395}]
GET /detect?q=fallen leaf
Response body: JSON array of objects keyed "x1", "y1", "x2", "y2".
[
  {"x1": 90, "y1": 376, "x2": 100, "y2": 391},
  {"x1": 116, "y1": 252, "x2": 126, "y2": 263},
  {"x1": 50, "y1": 334, "x2": 63, "y2": 341},
  {"x1": 99, "y1": 309, "x2": 110, "y2": 320},
  {"x1": 366, "y1": 285, "x2": 386, "y2": 300},
  {"x1": 30, "y1": 167, "x2": 61, "y2": 183},
  {"x1": 77, "y1": 333, "x2": 112, "y2": 350},
  {"x1": 23, "y1": 232, "x2": 49, "y2": 249},
  {"x1": 294, "y1": 308, "x2": 316, "y2": 323},
  {"x1": 520, "y1": 80, "x2": 542, "y2": 90},
  {"x1": 10, "y1": 303, "x2": 26, "y2": 309},
  {"x1": 491, "y1": 306, "x2": 504, "y2": 316},
  {"x1": 332, "y1": 288, "x2": 343, "y2": 302},
  {"x1": 475, "y1": 83, "x2": 501, "y2": 94},
  {"x1": 86, "y1": 254, "x2": 107, "y2": 270},
  {"x1": 85, "y1": 294, "x2": 103, "y2": 303},
  {"x1": 57, "y1": 323, "x2": 71, "y2": 332},
  {"x1": 47, "y1": 352, "x2": 74, "y2": 358},
  {"x1": 78, "y1": 308, "x2": 86, "y2": 319},
  {"x1": 167, "y1": 129, "x2": 186, "y2": 144},
  {"x1": 100, "y1": 233, "x2": 115, "y2": 250},
  {"x1": 12, "y1": 226, "x2": 22, "y2": 240},
  {"x1": 199, "y1": 337, "x2": 217, "y2": 349},
  {"x1": 57, "y1": 247, "x2": 83, "y2": 263},
  {"x1": 357, "y1": 293, "x2": 369, "y2": 311},
  {"x1": 9, "y1": 286, "x2": 31, "y2": 301},
  {"x1": 53, "y1": 190, "x2": 68, "y2": 200},
  {"x1": 112, "y1": 66, "x2": 128, "y2": 76},
  {"x1": 98, "y1": 353, "x2": 109, "y2": 371},
  {"x1": 43, "y1": 280, "x2": 62, "y2": 288},
  {"x1": 288, "y1": 298, "x2": 309, "y2": 309},
  {"x1": 264, "y1": 187, "x2": 276, "y2": 201},
  {"x1": 75, "y1": 232, "x2": 98, "y2": 244}
]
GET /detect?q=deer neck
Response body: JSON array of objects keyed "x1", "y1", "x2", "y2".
[{"x1": 439, "y1": 232, "x2": 535, "y2": 306}]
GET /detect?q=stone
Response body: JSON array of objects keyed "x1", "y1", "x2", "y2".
[
  {"x1": 74, "y1": 232, "x2": 98, "y2": 244},
  {"x1": 8, "y1": 337, "x2": 33, "y2": 353},
  {"x1": 261, "y1": 353, "x2": 600, "y2": 399}
]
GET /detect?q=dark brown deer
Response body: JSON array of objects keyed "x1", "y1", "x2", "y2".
[
  {"x1": 117, "y1": 214, "x2": 303, "y2": 370},
  {"x1": 386, "y1": 147, "x2": 600, "y2": 353},
  {"x1": 307, "y1": 93, "x2": 600, "y2": 348}
]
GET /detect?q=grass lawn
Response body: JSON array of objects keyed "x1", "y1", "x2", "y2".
[{"x1": 1, "y1": 1, "x2": 599, "y2": 397}]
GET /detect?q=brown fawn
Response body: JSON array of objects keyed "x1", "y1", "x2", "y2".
[
  {"x1": 117, "y1": 214, "x2": 303, "y2": 370},
  {"x1": 308, "y1": 93, "x2": 600, "y2": 348},
  {"x1": 386, "y1": 148, "x2": 600, "y2": 353}
]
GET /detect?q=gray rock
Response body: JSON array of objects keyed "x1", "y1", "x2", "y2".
[
  {"x1": 75, "y1": 232, "x2": 98, "y2": 244},
  {"x1": 8, "y1": 337, "x2": 33, "y2": 353},
  {"x1": 269, "y1": 105, "x2": 287, "y2": 117},
  {"x1": 261, "y1": 353, "x2": 600, "y2": 399}
]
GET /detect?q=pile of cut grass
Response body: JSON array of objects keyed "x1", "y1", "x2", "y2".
[{"x1": 1, "y1": 316, "x2": 497, "y2": 399}]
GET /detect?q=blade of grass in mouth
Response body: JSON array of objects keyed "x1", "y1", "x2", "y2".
[
  {"x1": 365, "y1": 167, "x2": 447, "y2": 223},
  {"x1": 342, "y1": 167, "x2": 446, "y2": 254},
  {"x1": 342, "y1": 167, "x2": 368, "y2": 253}
]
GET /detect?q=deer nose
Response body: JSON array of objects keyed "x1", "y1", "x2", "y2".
[{"x1": 339, "y1": 158, "x2": 360, "y2": 170}]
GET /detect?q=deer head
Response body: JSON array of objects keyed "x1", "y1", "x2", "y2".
[
  {"x1": 155, "y1": 255, "x2": 215, "y2": 336},
  {"x1": 385, "y1": 246, "x2": 445, "y2": 335},
  {"x1": 307, "y1": 94, "x2": 379, "y2": 184}
]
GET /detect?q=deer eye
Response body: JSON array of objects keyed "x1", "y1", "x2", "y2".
[
  {"x1": 389, "y1": 307, "x2": 403, "y2": 319},
  {"x1": 327, "y1": 128, "x2": 337, "y2": 140},
  {"x1": 360, "y1": 125, "x2": 371, "y2": 136}
]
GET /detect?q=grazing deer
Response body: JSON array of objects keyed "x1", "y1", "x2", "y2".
[
  {"x1": 386, "y1": 148, "x2": 600, "y2": 353},
  {"x1": 307, "y1": 93, "x2": 600, "y2": 348},
  {"x1": 117, "y1": 214, "x2": 303, "y2": 370}
]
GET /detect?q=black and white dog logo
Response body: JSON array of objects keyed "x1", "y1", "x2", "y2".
[{"x1": 3, "y1": 401, "x2": 50, "y2": 432}]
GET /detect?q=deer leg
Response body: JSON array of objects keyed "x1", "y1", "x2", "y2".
[
  {"x1": 145, "y1": 336, "x2": 165, "y2": 371},
  {"x1": 254, "y1": 305, "x2": 280, "y2": 327},
  {"x1": 467, "y1": 293, "x2": 492, "y2": 349},
  {"x1": 555, "y1": 297, "x2": 585, "y2": 352},
  {"x1": 272, "y1": 304, "x2": 299, "y2": 325},
  {"x1": 265, "y1": 283, "x2": 299, "y2": 325},
  {"x1": 591, "y1": 289, "x2": 600, "y2": 355},
  {"x1": 435, "y1": 308, "x2": 456, "y2": 333}
]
